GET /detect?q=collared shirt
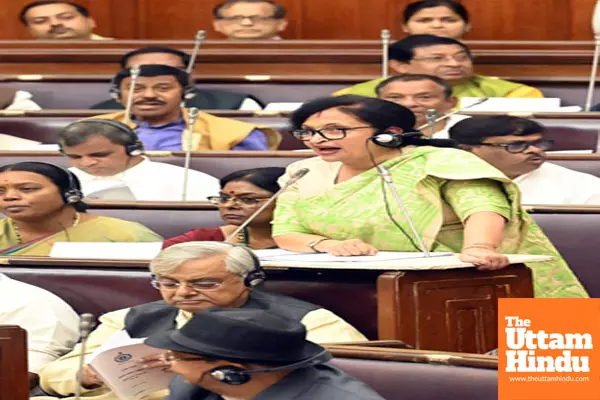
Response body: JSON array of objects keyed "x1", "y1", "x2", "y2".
[
  {"x1": 69, "y1": 157, "x2": 220, "y2": 201},
  {"x1": 514, "y1": 162, "x2": 600, "y2": 205},
  {"x1": 431, "y1": 114, "x2": 471, "y2": 139},
  {"x1": 134, "y1": 118, "x2": 268, "y2": 151},
  {"x1": 0, "y1": 273, "x2": 79, "y2": 373}
]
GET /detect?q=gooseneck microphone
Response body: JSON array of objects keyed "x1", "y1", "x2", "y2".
[
  {"x1": 381, "y1": 29, "x2": 391, "y2": 79},
  {"x1": 225, "y1": 168, "x2": 310, "y2": 243},
  {"x1": 585, "y1": 0, "x2": 600, "y2": 111},
  {"x1": 74, "y1": 314, "x2": 97, "y2": 400},
  {"x1": 425, "y1": 108, "x2": 437, "y2": 137},
  {"x1": 187, "y1": 30, "x2": 206, "y2": 74},
  {"x1": 124, "y1": 64, "x2": 141, "y2": 125},
  {"x1": 182, "y1": 107, "x2": 200, "y2": 201},
  {"x1": 416, "y1": 97, "x2": 489, "y2": 131}
]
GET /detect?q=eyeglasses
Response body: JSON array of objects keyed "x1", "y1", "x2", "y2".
[
  {"x1": 412, "y1": 53, "x2": 471, "y2": 64},
  {"x1": 207, "y1": 195, "x2": 271, "y2": 207},
  {"x1": 292, "y1": 126, "x2": 372, "y2": 141},
  {"x1": 218, "y1": 15, "x2": 277, "y2": 23},
  {"x1": 151, "y1": 279, "x2": 225, "y2": 291},
  {"x1": 475, "y1": 139, "x2": 553, "y2": 153}
]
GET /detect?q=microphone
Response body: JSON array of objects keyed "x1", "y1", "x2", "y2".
[
  {"x1": 416, "y1": 97, "x2": 489, "y2": 130},
  {"x1": 375, "y1": 165, "x2": 430, "y2": 257},
  {"x1": 187, "y1": 30, "x2": 206, "y2": 74},
  {"x1": 381, "y1": 29, "x2": 391, "y2": 78},
  {"x1": 74, "y1": 314, "x2": 97, "y2": 400},
  {"x1": 425, "y1": 108, "x2": 437, "y2": 137},
  {"x1": 182, "y1": 107, "x2": 200, "y2": 201},
  {"x1": 584, "y1": 0, "x2": 600, "y2": 111},
  {"x1": 225, "y1": 168, "x2": 310, "y2": 243},
  {"x1": 124, "y1": 64, "x2": 141, "y2": 125}
]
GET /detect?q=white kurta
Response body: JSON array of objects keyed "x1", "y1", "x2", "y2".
[
  {"x1": 0, "y1": 273, "x2": 79, "y2": 373},
  {"x1": 70, "y1": 157, "x2": 220, "y2": 201},
  {"x1": 431, "y1": 114, "x2": 471, "y2": 139},
  {"x1": 514, "y1": 162, "x2": 600, "y2": 205}
]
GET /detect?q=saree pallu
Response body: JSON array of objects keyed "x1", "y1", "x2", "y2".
[
  {"x1": 273, "y1": 147, "x2": 588, "y2": 298},
  {"x1": 0, "y1": 216, "x2": 163, "y2": 256}
]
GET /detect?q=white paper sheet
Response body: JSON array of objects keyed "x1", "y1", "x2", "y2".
[
  {"x1": 49, "y1": 242, "x2": 163, "y2": 260},
  {"x1": 87, "y1": 330, "x2": 144, "y2": 364},
  {"x1": 254, "y1": 249, "x2": 452, "y2": 263}
]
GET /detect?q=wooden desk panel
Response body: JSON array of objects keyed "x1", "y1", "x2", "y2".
[{"x1": 0, "y1": 325, "x2": 28, "y2": 400}]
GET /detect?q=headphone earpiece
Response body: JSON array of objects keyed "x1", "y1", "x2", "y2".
[
  {"x1": 109, "y1": 73, "x2": 122, "y2": 100},
  {"x1": 62, "y1": 169, "x2": 83, "y2": 204},
  {"x1": 183, "y1": 86, "x2": 197, "y2": 100},
  {"x1": 371, "y1": 131, "x2": 404, "y2": 148},
  {"x1": 209, "y1": 366, "x2": 251, "y2": 385}
]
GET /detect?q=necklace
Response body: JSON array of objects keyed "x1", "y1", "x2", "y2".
[{"x1": 11, "y1": 212, "x2": 81, "y2": 244}]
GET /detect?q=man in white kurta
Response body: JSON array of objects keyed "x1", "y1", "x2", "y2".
[
  {"x1": 449, "y1": 115, "x2": 600, "y2": 205},
  {"x1": 58, "y1": 121, "x2": 220, "y2": 201},
  {"x1": 0, "y1": 273, "x2": 79, "y2": 378}
]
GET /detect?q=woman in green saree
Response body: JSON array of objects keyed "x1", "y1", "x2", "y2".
[
  {"x1": 272, "y1": 95, "x2": 587, "y2": 298},
  {"x1": 0, "y1": 162, "x2": 162, "y2": 256}
]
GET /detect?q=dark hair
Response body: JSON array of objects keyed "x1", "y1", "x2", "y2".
[
  {"x1": 19, "y1": 1, "x2": 89, "y2": 25},
  {"x1": 0, "y1": 162, "x2": 87, "y2": 211},
  {"x1": 120, "y1": 47, "x2": 191, "y2": 69},
  {"x1": 220, "y1": 167, "x2": 285, "y2": 193},
  {"x1": 389, "y1": 34, "x2": 471, "y2": 63},
  {"x1": 112, "y1": 64, "x2": 190, "y2": 89},
  {"x1": 448, "y1": 116, "x2": 545, "y2": 145},
  {"x1": 291, "y1": 95, "x2": 456, "y2": 148},
  {"x1": 58, "y1": 120, "x2": 137, "y2": 148},
  {"x1": 213, "y1": 0, "x2": 286, "y2": 19},
  {"x1": 403, "y1": 0, "x2": 469, "y2": 24},
  {"x1": 375, "y1": 74, "x2": 453, "y2": 98}
]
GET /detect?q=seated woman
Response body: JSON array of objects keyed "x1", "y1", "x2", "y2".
[
  {"x1": 402, "y1": 0, "x2": 470, "y2": 40},
  {"x1": 163, "y1": 167, "x2": 284, "y2": 249},
  {"x1": 0, "y1": 162, "x2": 162, "y2": 256},
  {"x1": 272, "y1": 95, "x2": 587, "y2": 298}
]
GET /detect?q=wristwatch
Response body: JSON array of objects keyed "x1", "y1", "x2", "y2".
[{"x1": 307, "y1": 238, "x2": 329, "y2": 253}]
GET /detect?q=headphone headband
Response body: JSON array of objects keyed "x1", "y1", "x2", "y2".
[{"x1": 59, "y1": 120, "x2": 144, "y2": 157}]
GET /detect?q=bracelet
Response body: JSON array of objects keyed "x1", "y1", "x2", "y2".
[
  {"x1": 463, "y1": 243, "x2": 497, "y2": 251},
  {"x1": 307, "y1": 238, "x2": 330, "y2": 253}
]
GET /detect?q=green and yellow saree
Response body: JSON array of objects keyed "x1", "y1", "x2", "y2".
[{"x1": 273, "y1": 147, "x2": 587, "y2": 298}]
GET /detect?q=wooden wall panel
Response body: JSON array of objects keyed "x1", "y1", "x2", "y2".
[{"x1": 0, "y1": 0, "x2": 596, "y2": 40}]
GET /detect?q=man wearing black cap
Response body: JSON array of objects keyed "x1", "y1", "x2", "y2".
[
  {"x1": 86, "y1": 64, "x2": 280, "y2": 151},
  {"x1": 144, "y1": 308, "x2": 384, "y2": 399}
]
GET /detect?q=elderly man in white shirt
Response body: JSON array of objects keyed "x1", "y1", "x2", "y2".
[
  {"x1": 57, "y1": 120, "x2": 220, "y2": 201},
  {"x1": 449, "y1": 115, "x2": 600, "y2": 205},
  {"x1": 376, "y1": 73, "x2": 469, "y2": 138},
  {"x1": 0, "y1": 273, "x2": 79, "y2": 388}
]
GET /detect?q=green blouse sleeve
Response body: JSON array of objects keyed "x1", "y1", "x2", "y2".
[
  {"x1": 271, "y1": 177, "x2": 312, "y2": 237},
  {"x1": 441, "y1": 178, "x2": 512, "y2": 223}
]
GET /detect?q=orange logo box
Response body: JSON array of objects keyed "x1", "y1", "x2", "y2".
[{"x1": 498, "y1": 298, "x2": 600, "y2": 400}]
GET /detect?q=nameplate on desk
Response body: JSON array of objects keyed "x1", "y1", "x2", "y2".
[{"x1": 49, "y1": 242, "x2": 163, "y2": 260}]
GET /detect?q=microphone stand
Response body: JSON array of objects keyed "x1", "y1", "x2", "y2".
[
  {"x1": 74, "y1": 314, "x2": 96, "y2": 400},
  {"x1": 225, "y1": 168, "x2": 310, "y2": 243},
  {"x1": 416, "y1": 97, "x2": 489, "y2": 131},
  {"x1": 376, "y1": 165, "x2": 430, "y2": 257},
  {"x1": 124, "y1": 65, "x2": 140, "y2": 125},
  {"x1": 585, "y1": 0, "x2": 600, "y2": 111},
  {"x1": 187, "y1": 30, "x2": 206, "y2": 74},
  {"x1": 182, "y1": 107, "x2": 200, "y2": 201},
  {"x1": 381, "y1": 29, "x2": 391, "y2": 79},
  {"x1": 426, "y1": 109, "x2": 437, "y2": 137}
]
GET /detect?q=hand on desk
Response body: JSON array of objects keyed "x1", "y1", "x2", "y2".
[
  {"x1": 316, "y1": 239, "x2": 378, "y2": 256},
  {"x1": 459, "y1": 247, "x2": 509, "y2": 270}
]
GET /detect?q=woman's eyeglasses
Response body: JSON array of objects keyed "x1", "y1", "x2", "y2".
[
  {"x1": 475, "y1": 139, "x2": 553, "y2": 154},
  {"x1": 207, "y1": 195, "x2": 271, "y2": 206},
  {"x1": 292, "y1": 126, "x2": 372, "y2": 141}
]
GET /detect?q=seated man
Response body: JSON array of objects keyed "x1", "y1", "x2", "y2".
[
  {"x1": 213, "y1": 0, "x2": 288, "y2": 40},
  {"x1": 0, "y1": 273, "x2": 79, "y2": 388},
  {"x1": 58, "y1": 120, "x2": 220, "y2": 201},
  {"x1": 87, "y1": 64, "x2": 281, "y2": 151},
  {"x1": 449, "y1": 115, "x2": 600, "y2": 205},
  {"x1": 19, "y1": 1, "x2": 112, "y2": 40},
  {"x1": 90, "y1": 47, "x2": 263, "y2": 111},
  {"x1": 38, "y1": 242, "x2": 366, "y2": 399},
  {"x1": 145, "y1": 308, "x2": 384, "y2": 400},
  {"x1": 338, "y1": 34, "x2": 543, "y2": 100},
  {"x1": 376, "y1": 73, "x2": 468, "y2": 137}
]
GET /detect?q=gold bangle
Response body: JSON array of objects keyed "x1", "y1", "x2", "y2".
[
  {"x1": 307, "y1": 238, "x2": 330, "y2": 253},
  {"x1": 463, "y1": 243, "x2": 497, "y2": 251}
]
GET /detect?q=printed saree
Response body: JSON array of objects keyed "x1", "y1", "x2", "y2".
[
  {"x1": 0, "y1": 216, "x2": 163, "y2": 256},
  {"x1": 273, "y1": 147, "x2": 587, "y2": 298}
]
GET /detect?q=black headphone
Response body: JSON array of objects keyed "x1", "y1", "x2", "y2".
[
  {"x1": 109, "y1": 67, "x2": 196, "y2": 101},
  {"x1": 208, "y1": 349, "x2": 330, "y2": 385},
  {"x1": 370, "y1": 131, "x2": 425, "y2": 148},
  {"x1": 229, "y1": 243, "x2": 267, "y2": 288},
  {"x1": 59, "y1": 120, "x2": 145, "y2": 157}
]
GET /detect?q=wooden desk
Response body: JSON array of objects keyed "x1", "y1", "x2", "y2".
[{"x1": 0, "y1": 325, "x2": 28, "y2": 400}]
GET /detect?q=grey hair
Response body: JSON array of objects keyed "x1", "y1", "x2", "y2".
[{"x1": 150, "y1": 242, "x2": 258, "y2": 278}]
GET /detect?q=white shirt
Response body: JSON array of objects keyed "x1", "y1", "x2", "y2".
[
  {"x1": 514, "y1": 162, "x2": 600, "y2": 205},
  {"x1": 0, "y1": 273, "x2": 79, "y2": 373},
  {"x1": 5, "y1": 90, "x2": 41, "y2": 111},
  {"x1": 431, "y1": 114, "x2": 471, "y2": 139},
  {"x1": 70, "y1": 157, "x2": 220, "y2": 201}
]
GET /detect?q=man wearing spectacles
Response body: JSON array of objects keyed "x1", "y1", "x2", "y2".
[
  {"x1": 337, "y1": 34, "x2": 543, "y2": 101},
  {"x1": 213, "y1": 0, "x2": 288, "y2": 40},
  {"x1": 38, "y1": 242, "x2": 366, "y2": 400},
  {"x1": 449, "y1": 116, "x2": 600, "y2": 205}
]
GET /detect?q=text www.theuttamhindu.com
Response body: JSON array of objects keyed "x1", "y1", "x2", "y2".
[{"x1": 508, "y1": 376, "x2": 590, "y2": 383}]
